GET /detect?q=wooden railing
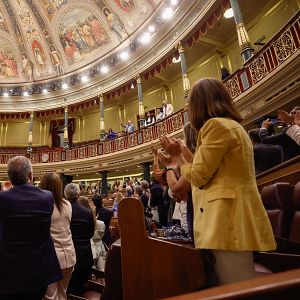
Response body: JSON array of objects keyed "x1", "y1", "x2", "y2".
[
  {"x1": 224, "y1": 10, "x2": 300, "y2": 100},
  {"x1": 0, "y1": 109, "x2": 186, "y2": 165}
]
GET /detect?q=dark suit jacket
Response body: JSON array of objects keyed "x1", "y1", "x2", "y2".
[
  {"x1": 253, "y1": 143, "x2": 282, "y2": 174},
  {"x1": 259, "y1": 128, "x2": 300, "y2": 161},
  {"x1": 0, "y1": 182, "x2": 62, "y2": 293},
  {"x1": 70, "y1": 201, "x2": 94, "y2": 267},
  {"x1": 96, "y1": 207, "x2": 113, "y2": 246}
]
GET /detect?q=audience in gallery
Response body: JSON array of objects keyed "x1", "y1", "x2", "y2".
[
  {"x1": 106, "y1": 128, "x2": 117, "y2": 140},
  {"x1": 159, "y1": 78, "x2": 276, "y2": 285},
  {"x1": 0, "y1": 156, "x2": 62, "y2": 300},
  {"x1": 145, "y1": 111, "x2": 156, "y2": 126},
  {"x1": 156, "y1": 107, "x2": 164, "y2": 121},
  {"x1": 162, "y1": 100, "x2": 174, "y2": 117},
  {"x1": 64, "y1": 183, "x2": 95, "y2": 295},
  {"x1": 220, "y1": 67, "x2": 230, "y2": 81},
  {"x1": 40, "y1": 172, "x2": 76, "y2": 300},
  {"x1": 259, "y1": 106, "x2": 300, "y2": 161},
  {"x1": 121, "y1": 119, "x2": 135, "y2": 134}
]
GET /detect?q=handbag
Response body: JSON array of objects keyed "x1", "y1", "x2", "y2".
[{"x1": 95, "y1": 241, "x2": 108, "y2": 272}]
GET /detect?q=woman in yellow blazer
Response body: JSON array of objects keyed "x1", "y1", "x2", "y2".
[{"x1": 160, "y1": 78, "x2": 276, "y2": 285}]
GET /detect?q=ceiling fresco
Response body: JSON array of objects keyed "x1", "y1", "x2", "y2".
[{"x1": 0, "y1": 0, "x2": 161, "y2": 83}]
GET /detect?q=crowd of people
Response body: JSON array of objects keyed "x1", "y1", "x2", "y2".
[
  {"x1": 103, "y1": 100, "x2": 175, "y2": 140},
  {"x1": 1, "y1": 77, "x2": 300, "y2": 298}
]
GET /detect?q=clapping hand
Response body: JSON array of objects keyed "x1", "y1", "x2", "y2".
[
  {"x1": 157, "y1": 151, "x2": 173, "y2": 167},
  {"x1": 278, "y1": 110, "x2": 294, "y2": 125},
  {"x1": 151, "y1": 144, "x2": 158, "y2": 156},
  {"x1": 159, "y1": 136, "x2": 182, "y2": 156},
  {"x1": 261, "y1": 119, "x2": 272, "y2": 129}
]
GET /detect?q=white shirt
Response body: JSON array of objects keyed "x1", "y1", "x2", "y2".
[
  {"x1": 286, "y1": 124, "x2": 300, "y2": 145},
  {"x1": 163, "y1": 103, "x2": 174, "y2": 117}
]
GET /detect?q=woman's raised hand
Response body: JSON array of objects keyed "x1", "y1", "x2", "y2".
[{"x1": 159, "y1": 136, "x2": 182, "y2": 156}]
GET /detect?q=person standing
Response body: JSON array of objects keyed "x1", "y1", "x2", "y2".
[
  {"x1": 121, "y1": 120, "x2": 135, "y2": 134},
  {"x1": 160, "y1": 78, "x2": 276, "y2": 285},
  {"x1": 162, "y1": 100, "x2": 174, "y2": 117},
  {"x1": 0, "y1": 156, "x2": 62, "y2": 300},
  {"x1": 40, "y1": 172, "x2": 76, "y2": 300},
  {"x1": 64, "y1": 183, "x2": 94, "y2": 295}
]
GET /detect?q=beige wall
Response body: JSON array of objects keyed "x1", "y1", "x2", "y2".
[{"x1": 1, "y1": 0, "x2": 298, "y2": 146}]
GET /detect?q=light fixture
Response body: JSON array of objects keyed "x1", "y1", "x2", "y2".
[
  {"x1": 120, "y1": 51, "x2": 129, "y2": 61},
  {"x1": 170, "y1": 0, "x2": 178, "y2": 5},
  {"x1": 224, "y1": 8, "x2": 234, "y2": 19},
  {"x1": 148, "y1": 25, "x2": 155, "y2": 32},
  {"x1": 100, "y1": 66, "x2": 108, "y2": 74},
  {"x1": 172, "y1": 56, "x2": 181, "y2": 63},
  {"x1": 162, "y1": 7, "x2": 174, "y2": 20},
  {"x1": 23, "y1": 91, "x2": 29, "y2": 97},
  {"x1": 131, "y1": 83, "x2": 135, "y2": 89},
  {"x1": 81, "y1": 75, "x2": 89, "y2": 82},
  {"x1": 140, "y1": 32, "x2": 152, "y2": 44},
  {"x1": 42, "y1": 88, "x2": 48, "y2": 94},
  {"x1": 62, "y1": 83, "x2": 68, "y2": 89}
]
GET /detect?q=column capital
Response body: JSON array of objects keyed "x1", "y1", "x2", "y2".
[
  {"x1": 99, "y1": 93, "x2": 104, "y2": 101},
  {"x1": 29, "y1": 111, "x2": 34, "y2": 118},
  {"x1": 135, "y1": 74, "x2": 141, "y2": 84},
  {"x1": 64, "y1": 106, "x2": 68, "y2": 113},
  {"x1": 175, "y1": 40, "x2": 184, "y2": 53}
]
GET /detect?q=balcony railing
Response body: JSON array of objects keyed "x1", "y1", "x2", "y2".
[
  {"x1": 0, "y1": 109, "x2": 186, "y2": 165},
  {"x1": 224, "y1": 10, "x2": 300, "y2": 100}
]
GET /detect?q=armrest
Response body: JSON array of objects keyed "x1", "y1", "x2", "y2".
[
  {"x1": 255, "y1": 251, "x2": 300, "y2": 272},
  {"x1": 275, "y1": 237, "x2": 300, "y2": 254}
]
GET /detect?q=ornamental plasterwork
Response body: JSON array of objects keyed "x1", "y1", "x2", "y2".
[
  {"x1": 249, "y1": 54, "x2": 268, "y2": 84},
  {"x1": 273, "y1": 29, "x2": 297, "y2": 62},
  {"x1": 224, "y1": 75, "x2": 241, "y2": 100},
  {"x1": 0, "y1": 0, "x2": 213, "y2": 112}
]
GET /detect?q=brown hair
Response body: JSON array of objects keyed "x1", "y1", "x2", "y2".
[
  {"x1": 40, "y1": 172, "x2": 63, "y2": 212},
  {"x1": 78, "y1": 196, "x2": 96, "y2": 228},
  {"x1": 188, "y1": 78, "x2": 242, "y2": 131},
  {"x1": 183, "y1": 123, "x2": 197, "y2": 154}
]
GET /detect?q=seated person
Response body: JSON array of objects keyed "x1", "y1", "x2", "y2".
[
  {"x1": 145, "y1": 111, "x2": 155, "y2": 126},
  {"x1": 248, "y1": 128, "x2": 282, "y2": 174},
  {"x1": 106, "y1": 128, "x2": 117, "y2": 140},
  {"x1": 259, "y1": 106, "x2": 300, "y2": 161},
  {"x1": 156, "y1": 108, "x2": 164, "y2": 122},
  {"x1": 279, "y1": 108, "x2": 300, "y2": 146}
]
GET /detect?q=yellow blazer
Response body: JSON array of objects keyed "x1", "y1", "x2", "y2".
[{"x1": 181, "y1": 118, "x2": 276, "y2": 251}]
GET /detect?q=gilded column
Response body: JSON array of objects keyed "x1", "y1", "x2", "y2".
[
  {"x1": 99, "y1": 94, "x2": 106, "y2": 140},
  {"x1": 177, "y1": 41, "x2": 191, "y2": 102},
  {"x1": 27, "y1": 111, "x2": 34, "y2": 152},
  {"x1": 136, "y1": 75, "x2": 144, "y2": 117},
  {"x1": 64, "y1": 106, "x2": 69, "y2": 149},
  {"x1": 230, "y1": 0, "x2": 253, "y2": 62}
]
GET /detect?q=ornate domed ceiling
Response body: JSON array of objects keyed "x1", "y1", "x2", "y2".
[{"x1": 0, "y1": 0, "x2": 162, "y2": 83}]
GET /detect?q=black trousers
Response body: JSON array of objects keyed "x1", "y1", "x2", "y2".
[
  {"x1": 67, "y1": 265, "x2": 92, "y2": 295},
  {"x1": 0, "y1": 286, "x2": 47, "y2": 300}
]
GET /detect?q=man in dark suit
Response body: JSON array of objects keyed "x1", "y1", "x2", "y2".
[
  {"x1": 248, "y1": 128, "x2": 282, "y2": 175},
  {"x1": 92, "y1": 193, "x2": 113, "y2": 247},
  {"x1": 0, "y1": 156, "x2": 62, "y2": 300},
  {"x1": 259, "y1": 108, "x2": 300, "y2": 161},
  {"x1": 64, "y1": 183, "x2": 95, "y2": 295}
]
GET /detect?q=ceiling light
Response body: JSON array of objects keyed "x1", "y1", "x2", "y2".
[
  {"x1": 42, "y1": 88, "x2": 48, "y2": 94},
  {"x1": 101, "y1": 66, "x2": 108, "y2": 74},
  {"x1": 120, "y1": 51, "x2": 129, "y2": 60},
  {"x1": 172, "y1": 56, "x2": 181, "y2": 63},
  {"x1": 3, "y1": 92, "x2": 9, "y2": 97},
  {"x1": 140, "y1": 32, "x2": 152, "y2": 44},
  {"x1": 62, "y1": 83, "x2": 68, "y2": 89},
  {"x1": 224, "y1": 8, "x2": 234, "y2": 18},
  {"x1": 148, "y1": 25, "x2": 155, "y2": 32},
  {"x1": 170, "y1": 0, "x2": 178, "y2": 5},
  {"x1": 162, "y1": 7, "x2": 174, "y2": 20},
  {"x1": 81, "y1": 75, "x2": 89, "y2": 82},
  {"x1": 23, "y1": 91, "x2": 29, "y2": 97}
]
